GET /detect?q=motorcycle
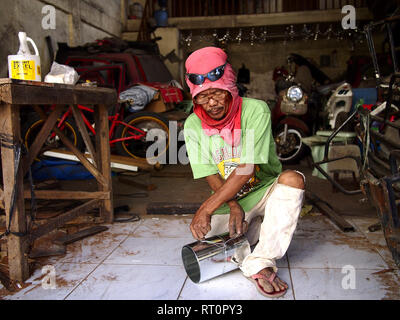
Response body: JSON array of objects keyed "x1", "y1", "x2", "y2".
[
  {"x1": 272, "y1": 79, "x2": 311, "y2": 164},
  {"x1": 272, "y1": 55, "x2": 354, "y2": 164}
]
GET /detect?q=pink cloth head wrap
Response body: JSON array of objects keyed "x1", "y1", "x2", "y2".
[{"x1": 185, "y1": 47, "x2": 242, "y2": 146}]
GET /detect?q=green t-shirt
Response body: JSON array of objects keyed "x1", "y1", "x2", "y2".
[{"x1": 184, "y1": 97, "x2": 282, "y2": 214}]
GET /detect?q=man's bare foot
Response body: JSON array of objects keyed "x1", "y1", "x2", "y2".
[{"x1": 256, "y1": 267, "x2": 288, "y2": 294}]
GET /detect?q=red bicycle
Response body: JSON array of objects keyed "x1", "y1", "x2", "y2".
[{"x1": 21, "y1": 103, "x2": 170, "y2": 162}]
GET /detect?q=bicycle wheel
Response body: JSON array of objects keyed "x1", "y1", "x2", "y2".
[
  {"x1": 115, "y1": 112, "x2": 170, "y2": 162},
  {"x1": 21, "y1": 112, "x2": 84, "y2": 156}
]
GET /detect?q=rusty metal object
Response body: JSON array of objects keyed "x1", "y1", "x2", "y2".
[{"x1": 364, "y1": 169, "x2": 400, "y2": 267}]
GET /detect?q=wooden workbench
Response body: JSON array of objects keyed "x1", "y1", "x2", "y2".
[{"x1": 0, "y1": 79, "x2": 116, "y2": 282}]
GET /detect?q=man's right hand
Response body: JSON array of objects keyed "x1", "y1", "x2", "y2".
[{"x1": 190, "y1": 207, "x2": 212, "y2": 240}]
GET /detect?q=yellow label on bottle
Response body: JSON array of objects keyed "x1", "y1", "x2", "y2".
[{"x1": 11, "y1": 60, "x2": 36, "y2": 80}]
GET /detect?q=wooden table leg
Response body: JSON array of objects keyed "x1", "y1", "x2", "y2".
[
  {"x1": 0, "y1": 103, "x2": 29, "y2": 281},
  {"x1": 94, "y1": 104, "x2": 113, "y2": 223}
]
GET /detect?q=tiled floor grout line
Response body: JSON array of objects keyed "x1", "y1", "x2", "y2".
[
  {"x1": 62, "y1": 231, "x2": 132, "y2": 300},
  {"x1": 176, "y1": 276, "x2": 189, "y2": 300},
  {"x1": 127, "y1": 219, "x2": 145, "y2": 237},
  {"x1": 286, "y1": 252, "x2": 296, "y2": 300}
]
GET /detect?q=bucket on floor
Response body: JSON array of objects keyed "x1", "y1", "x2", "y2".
[{"x1": 181, "y1": 233, "x2": 250, "y2": 283}]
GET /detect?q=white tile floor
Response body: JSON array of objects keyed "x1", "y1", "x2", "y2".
[{"x1": 1, "y1": 213, "x2": 399, "y2": 300}]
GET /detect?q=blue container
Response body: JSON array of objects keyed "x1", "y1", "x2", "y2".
[
  {"x1": 351, "y1": 88, "x2": 377, "y2": 109},
  {"x1": 154, "y1": 9, "x2": 168, "y2": 27}
]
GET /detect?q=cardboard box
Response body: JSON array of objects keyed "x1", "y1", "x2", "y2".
[{"x1": 145, "y1": 91, "x2": 174, "y2": 113}]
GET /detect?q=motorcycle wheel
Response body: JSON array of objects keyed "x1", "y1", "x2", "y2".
[
  {"x1": 115, "y1": 112, "x2": 170, "y2": 162},
  {"x1": 21, "y1": 112, "x2": 84, "y2": 156},
  {"x1": 274, "y1": 124, "x2": 308, "y2": 164}
]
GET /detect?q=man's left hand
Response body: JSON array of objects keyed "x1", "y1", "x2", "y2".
[{"x1": 228, "y1": 202, "x2": 248, "y2": 238}]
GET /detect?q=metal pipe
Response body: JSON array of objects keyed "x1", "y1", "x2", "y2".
[{"x1": 182, "y1": 233, "x2": 250, "y2": 283}]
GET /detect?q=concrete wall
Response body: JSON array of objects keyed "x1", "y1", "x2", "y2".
[
  {"x1": 0, "y1": 0, "x2": 122, "y2": 78},
  {"x1": 181, "y1": 36, "x2": 372, "y2": 102},
  {"x1": 154, "y1": 27, "x2": 182, "y2": 81}
]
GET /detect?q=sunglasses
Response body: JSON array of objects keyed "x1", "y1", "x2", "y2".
[{"x1": 186, "y1": 63, "x2": 227, "y2": 85}]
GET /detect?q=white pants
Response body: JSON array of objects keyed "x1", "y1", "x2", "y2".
[{"x1": 205, "y1": 172, "x2": 305, "y2": 277}]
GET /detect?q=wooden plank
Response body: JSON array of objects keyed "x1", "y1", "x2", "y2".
[
  {"x1": 150, "y1": 171, "x2": 191, "y2": 178},
  {"x1": 118, "y1": 176, "x2": 156, "y2": 191},
  {"x1": 185, "y1": 0, "x2": 189, "y2": 16},
  {"x1": 0, "y1": 187, "x2": 4, "y2": 209},
  {"x1": 179, "y1": 0, "x2": 183, "y2": 17},
  {"x1": 53, "y1": 226, "x2": 109, "y2": 245},
  {"x1": 24, "y1": 190, "x2": 110, "y2": 200},
  {"x1": 33, "y1": 106, "x2": 108, "y2": 186},
  {"x1": 94, "y1": 104, "x2": 114, "y2": 223},
  {"x1": 199, "y1": 0, "x2": 202, "y2": 16},
  {"x1": 22, "y1": 104, "x2": 66, "y2": 175},
  {"x1": 28, "y1": 244, "x2": 66, "y2": 259},
  {"x1": 29, "y1": 199, "x2": 102, "y2": 242},
  {"x1": 167, "y1": 7, "x2": 373, "y2": 29},
  {"x1": 0, "y1": 80, "x2": 117, "y2": 106},
  {"x1": 305, "y1": 191, "x2": 355, "y2": 232},
  {"x1": 43, "y1": 148, "x2": 160, "y2": 171},
  {"x1": 147, "y1": 202, "x2": 202, "y2": 215},
  {"x1": 43, "y1": 150, "x2": 139, "y2": 172},
  {"x1": 70, "y1": 104, "x2": 97, "y2": 168},
  {"x1": 0, "y1": 103, "x2": 29, "y2": 281}
]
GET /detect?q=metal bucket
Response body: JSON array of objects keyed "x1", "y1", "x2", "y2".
[{"x1": 181, "y1": 233, "x2": 251, "y2": 283}]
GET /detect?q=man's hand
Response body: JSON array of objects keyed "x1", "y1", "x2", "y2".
[
  {"x1": 190, "y1": 208, "x2": 212, "y2": 240},
  {"x1": 228, "y1": 202, "x2": 248, "y2": 238}
]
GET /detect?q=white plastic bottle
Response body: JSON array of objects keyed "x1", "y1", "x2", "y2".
[{"x1": 8, "y1": 32, "x2": 41, "y2": 82}]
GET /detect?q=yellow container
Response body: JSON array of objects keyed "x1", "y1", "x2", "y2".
[{"x1": 8, "y1": 32, "x2": 41, "y2": 82}]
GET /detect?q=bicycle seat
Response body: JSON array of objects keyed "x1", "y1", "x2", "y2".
[{"x1": 316, "y1": 81, "x2": 346, "y2": 95}]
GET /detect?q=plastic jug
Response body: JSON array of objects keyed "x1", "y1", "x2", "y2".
[{"x1": 8, "y1": 32, "x2": 41, "y2": 82}]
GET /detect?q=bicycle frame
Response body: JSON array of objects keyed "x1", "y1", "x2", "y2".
[{"x1": 47, "y1": 104, "x2": 148, "y2": 147}]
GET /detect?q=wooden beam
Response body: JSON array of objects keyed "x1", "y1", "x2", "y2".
[
  {"x1": 22, "y1": 104, "x2": 65, "y2": 175},
  {"x1": 53, "y1": 226, "x2": 109, "y2": 245},
  {"x1": 167, "y1": 7, "x2": 373, "y2": 29},
  {"x1": 24, "y1": 190, "x2": 110, "y2": 200},
  {"x1": 0, "y1": 103, "x2": 29, "y2": 281},
  {"x1": 147, "y1": 202, "x2": 202, "y2": 215},
  {"x1": 305, "y1": 191, "x2": 355, "y2": 232},
  {"x1": 0, "y1": 79, "x2": 117, "y2": 106},
  {"x1": 70, "y1": 104, "x2": 97, "y2": 168},
  {"x1": 0, "y1": 187, "x2": 4, "y2": 209},
  {"x1": 42, "y1": 149, "x2": 140, "y2": 172},
  {"x1": 94, "y1": 105, "x2": 114, "y2": 223},
  {"x1": 29, "y1": 199, "x2": 102, "y2": 242}
]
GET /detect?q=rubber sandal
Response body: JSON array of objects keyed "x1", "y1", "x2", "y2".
[{"x1": 247, "y1": 272, "x2": 287, "y2": 298}]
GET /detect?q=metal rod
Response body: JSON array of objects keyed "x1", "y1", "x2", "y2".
[
  {"x1": 386, "y1": 22, "x2": 399, "y2": 73},
  {"x1": 364, "y1": 24, "x2": 381, "y2": 84},
  {"x1": 323, "y1": 109, "x2": 358, "y2": 160}
]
